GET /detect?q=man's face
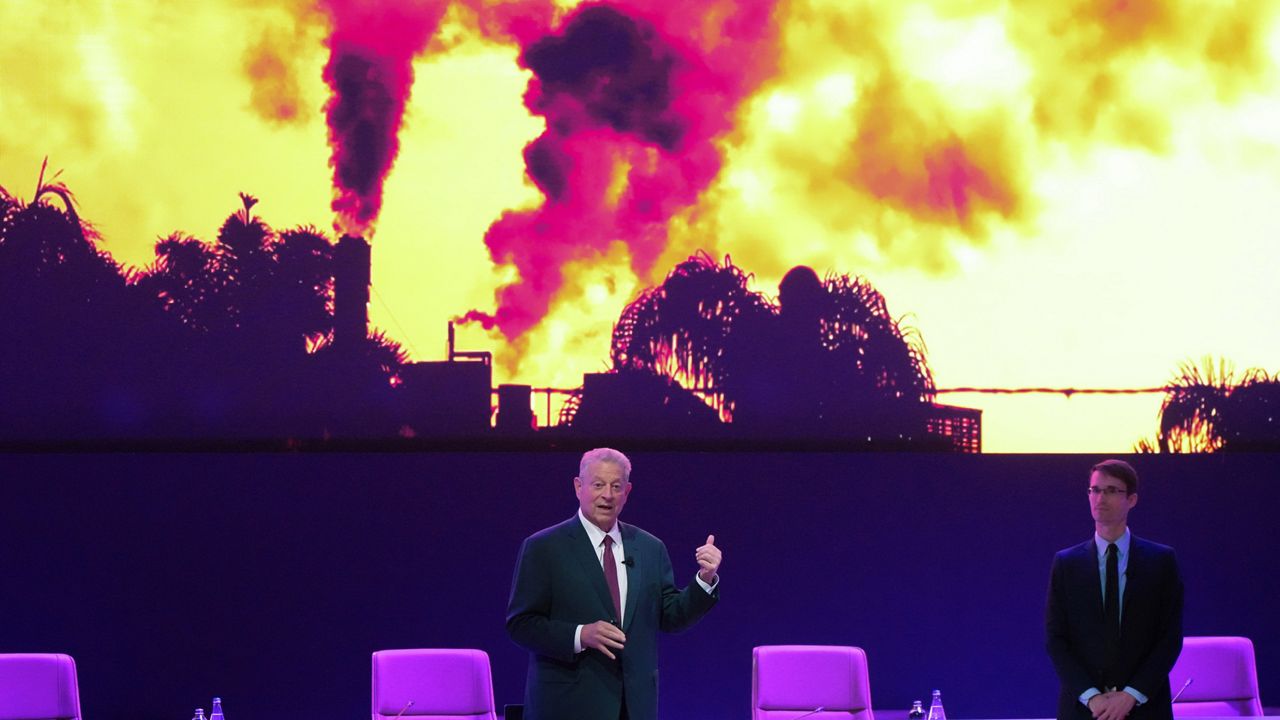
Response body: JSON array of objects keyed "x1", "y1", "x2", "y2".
[
  {"x1": 575, "y1": 460, "x2": 631, "y2": 532},
  {"x1": 1088, "y1": 470, "x2": 1137, "y2": 526}
]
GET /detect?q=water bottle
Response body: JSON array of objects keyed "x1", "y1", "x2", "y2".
[
  {"x1": 926, "y1": 689, "x2": 946, "y2": 720},
  {"x1": 192, "y1": 709, "x2": 207, "y2": 720},
  {"x1": 909, "y1": 700, "x2": 925, "y2": 720},
  {"x1": 210, "y1": 698, "x2": 225, "y2": 720}
]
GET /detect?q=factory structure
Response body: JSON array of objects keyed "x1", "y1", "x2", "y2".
[{"x1": 333, "y1": 235, "x2": 981, "y2": 451}]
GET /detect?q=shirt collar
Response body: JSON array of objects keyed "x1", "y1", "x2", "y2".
[
  {"x1": 578, "y1": 509, "x2": 621, "y2": 547},
  {"x1": 1094, "y1": 527, "x2": 1131, "y2": 559}
]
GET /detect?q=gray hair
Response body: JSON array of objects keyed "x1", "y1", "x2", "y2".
[{"x1": 579, "y1": 447, "x2": 632, "y2": 482}]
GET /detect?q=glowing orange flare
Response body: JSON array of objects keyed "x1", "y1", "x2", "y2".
[
  {"x1": 244, "y1": 31, "x2": 307, "y2": 125},
  {"x1": 1010, "y1": 0, "x2": 1279, "y2": 147},
  {"x1": 847, "y1": 78, "x2": 1021, "y2": 230}
]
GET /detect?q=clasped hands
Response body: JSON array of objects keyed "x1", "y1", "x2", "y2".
[{"x1": 1088, "y1": 691, "x2": 1137, "y2": 720}]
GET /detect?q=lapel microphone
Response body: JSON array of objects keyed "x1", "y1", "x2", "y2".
[{"x1": 621, "y1": 557, "x2": 635, "y2": 567}]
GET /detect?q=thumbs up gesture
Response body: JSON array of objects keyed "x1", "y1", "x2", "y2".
[{"x1": 695, "y1": 534, "x2": 722, "y2": 585}]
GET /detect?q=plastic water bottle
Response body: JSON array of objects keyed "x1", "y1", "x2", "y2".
[
  {"x1": 192, "y1": 709, "x2": 207, "y2": 720},
  {"x1": 210, "y1": 698, "x2": 225, "y2": 720},
  {"x1": 909, "y1": 700, "x2": 925, "y2": 720},
  {"x1": 926, "y1": 690, "x2": 946, "y2": 720}
]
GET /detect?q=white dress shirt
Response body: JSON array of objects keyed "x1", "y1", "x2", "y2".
[
  {"x1": 571, "y1": 510, "x2": 717, "y2": 654},
  {"x1": 574, "y1": 510, "x2": 628, "y2": 653},
  {"x1": 1095, "y1": 528, "x2": 1131, "y2": 620},
  {"x1": 1078, "y1": 528, "x2": 1148, "y2": 707}
]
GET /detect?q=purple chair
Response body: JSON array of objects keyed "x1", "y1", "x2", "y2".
[
  {"x1": 371, "y1": 649, "x2": 497, "y2": 720},
  {"x1": 0, "y1": 654, "x2": 82, "y2": 720},
  {"x1": 753, "y1": 645, "x2": 875, "y2": 720},
  {"x1": 1170, "y1": 636, "x2": 1264, "y2": 717}
]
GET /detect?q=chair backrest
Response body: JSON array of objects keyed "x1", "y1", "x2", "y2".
[
  {"x1": 753, "y1": 645, "x2": 874, "y2": 720},
  {"x1": 371, "y1": 649, "x2": 497, "y2": 720},
  {"x1": 1170, "y1": 636, "x2": 1263, "y2": 717},
  {"x1": 0, "y1": 654, "x2": 82, "y2": 720}
]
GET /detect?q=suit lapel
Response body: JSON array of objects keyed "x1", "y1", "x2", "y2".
[
  {"x1": 1080, "y1": 539, "x2": 1105, "y2": 620},
  {"x1": 1122, "y1": 536, "x2": 1142, "y2": 627},
  {"x1": 564, "y1": 516, "x2": 618, "y2": 620},
  {"x1": 621, "y1": 522, "x2": 640, "y2": 631}
]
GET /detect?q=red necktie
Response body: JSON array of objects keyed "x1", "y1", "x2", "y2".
[{"x1": 602, "y1": 536, "x2": 621, "y2": 622}]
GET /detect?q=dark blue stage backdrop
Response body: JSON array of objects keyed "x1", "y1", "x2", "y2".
[{"x1": 2, "y1": 453, "x2": 1277, "y2": 720}]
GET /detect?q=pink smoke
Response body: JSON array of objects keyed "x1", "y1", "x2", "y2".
[
  {"x1": 465, "y1": 0, "x2": 781, "y2": 339},
  {"x1": 321, "y1": 0, "x2": 449, "y2": 236}
]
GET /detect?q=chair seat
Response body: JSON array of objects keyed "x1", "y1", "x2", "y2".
[
  {"x1": 0, "y1": 654, "x2": 82, "y2": 720},
  {"x1": 753, "y1": 645, "x2": 874, "y2": 720},
  {"x1": 1171, "y1": 636, "x2": 1263, "y2": 717},
  {"x1": 372, "y1": 649, "x2": 498, "y2": 720}
]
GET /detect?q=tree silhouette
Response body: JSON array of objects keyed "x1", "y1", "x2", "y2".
[
  {"x1": 138, "y1": 232, "x2": 222, "y2": 332},
  {"x1": 1153, "y1": 357, "x2": 1280, "y2": 452},
  {"x1": 1, "y1": 173, "x2": 408, "y2": 442},
  {"x1": 613, "y1": 253, "x2": 770, "y2": 405},
  {"x1": 131, "y1": 192, "x2": 409, "y2": 438},
  {"x1": 273, "y1": 225, "x2": 336, "y2": 346},
  {"x1": 602, "y1": 253, "x2": 936, "y2": 443},
  {"x1": 137, "y1": 193, "x2": 334, "y2": 354},
  {"x1": 0, "y1": 171, "x2": 173, "y2": 439}
]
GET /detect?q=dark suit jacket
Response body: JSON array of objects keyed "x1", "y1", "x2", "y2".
[
  {"x1": 506, "y1": 516, "x2": 719, "y2": 720},
  {"x1": 1046, "y1": 535, "x2": 1184, "y2": 720}
]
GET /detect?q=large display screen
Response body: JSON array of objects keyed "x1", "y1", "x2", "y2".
[{"x1": 3, "y1": 1, "x2": 1277, "y2": 452}]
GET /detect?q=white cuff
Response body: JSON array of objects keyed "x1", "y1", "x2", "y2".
[
  {"x1": 1079, "y1": 688, "x2": 1102, "y2": 707},
  {"x1": 1123, "y1": 687, "x2": 1147, "y2": 705}
]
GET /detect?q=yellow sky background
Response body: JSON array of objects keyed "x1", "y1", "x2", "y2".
[{"x1": 3, "y1": 0, "x2": 1279, "y2": 451}]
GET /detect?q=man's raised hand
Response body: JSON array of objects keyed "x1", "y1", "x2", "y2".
[{"x1": 696, "y1": 534, "x2": 722, "y2": 585}]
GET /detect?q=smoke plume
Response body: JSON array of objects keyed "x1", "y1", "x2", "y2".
[
  {"x1": 320, "y1": 0, "x2": 449, "y2": 235},
  {"x1": 464, "y1": 0, "x2": 780, "y2": 339}
]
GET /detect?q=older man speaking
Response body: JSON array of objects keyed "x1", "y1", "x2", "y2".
[{"x1": 506, "y1": 448, "x2": 721, "y2": 720}]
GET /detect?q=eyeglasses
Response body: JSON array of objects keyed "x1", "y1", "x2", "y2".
[{"x1": 1087, "y1": 486, "x2": 1129, "y2": 497}]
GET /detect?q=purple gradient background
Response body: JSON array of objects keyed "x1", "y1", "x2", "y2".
[{"x1": 1, "y1": 452, "x2": 1276, "y2": 720}]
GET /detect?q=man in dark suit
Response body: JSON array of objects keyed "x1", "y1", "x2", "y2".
[
  {"x1": 1046, "y1": 459, "x2": 1183, "y2": 720},
  {"x1": 506, "y1": 448, "x2": 721, "y2": 720}
]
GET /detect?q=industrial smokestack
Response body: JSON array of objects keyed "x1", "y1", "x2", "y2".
[{"x1": 334, "y1": 234, "x2": 371, "y2": 350}]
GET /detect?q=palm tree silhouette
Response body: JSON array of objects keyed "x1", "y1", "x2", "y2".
[
  {"x1": 136, "y1": 232, "x2": 222, "y2": 332},
  {"x1": 1154, "y1": 357, "x2": 1280, "y2": 452},
  {"x1": 0, "y1": 167, "x2": 121, "y2": 291},
  {"x1": 272, "y1": 225, "x2": 335, "y2": 347},
  {"x1": 134, "y1": 193, "x2": 412, "y2": 437},
  {"x1": 137, "y1": 193, "x2": 335, "y2": 353},
  {"x1": 0, "y1": 167, "x2": 161, "y2": 439},
  {"x1": 215, "y1": 192, "x2": 324, "y2": 357},
  {"x1": 612, "y1": 253, "x2": 770, "y2": 405},
  {"x1": 604, "y1": 253, "x2": 936, "y2": 443},
  {"x1": 2, "y1": 171, "x2": 413, "y2": 442}
]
